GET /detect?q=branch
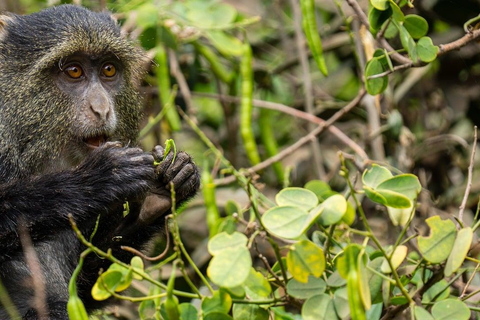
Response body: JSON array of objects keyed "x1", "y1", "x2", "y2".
[
  {"x1": 192, "y1": 92, "x2": 369, "y2": 160},
  {"x1": 459, "y1": 126, "x2": 477, "y2": 223},
  {"x1": 214, "y1": 89, "x2": 367, "y2": 185}
]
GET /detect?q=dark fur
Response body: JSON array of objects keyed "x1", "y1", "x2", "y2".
[{"x1": 0, "y1": 5, "x2": 200, "y2": 319}]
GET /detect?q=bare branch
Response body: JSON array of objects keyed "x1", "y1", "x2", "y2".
[
  {"x1": 214, "y1": 89, "x2": 367, "y2": 185},
  {"x1": 459, "y1": 126, "x2": 478, "y2": 223}
]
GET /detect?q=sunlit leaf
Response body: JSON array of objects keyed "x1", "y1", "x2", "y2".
[
  {"x1": 202, "y1": 290, "x2": 232, "y2": 314},
  {"x1": 208, "y1": 231, "x2": 248, "y2": 255},
  {"x1": 317, "y1": 194, "x2": 347, "y2": 226},
  {"x1": 287, "y1": 276, "x2": 326, "y2": 299},
  {"x1": 302, "y1": 294, "x2": 338, "y2": 320},
  {"x1": 287, "y1": 240, "x2": 325, "y2": 283},
  {"x1": 233, "y1": 304, "x2": 269, "y2": 320},
  {"x1": 417, "y1": 36, "x2": 439, "y2": 62},
  {"x1": 414, "y1": 306, "x2": 434, "y2": 320},
  {"x1": 207, "y1": 247, "x2": 252, "y2": 287},
  {"x1": 276, "y1": 188, "x2": 319, "y2": 211},
  {"x1": 445, "y1": 227, "x2": 473, "y2": 276},
  {"x1": 431, "y1": 299, "x2": 470, "y2": 320},
  {"x1": 381, "y1": 245, "x2": 408, "y2": 273},
  {"x1": 417, "y1": 216, "x2": 456, "y2": 263}
]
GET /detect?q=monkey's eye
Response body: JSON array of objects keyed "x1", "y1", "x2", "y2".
[
  {"x1": 102, "y1": 63, "x2": 117, "y2": 78},
  {"x1": 64, "y1": 64, "x2": 83, "y2": 79}
]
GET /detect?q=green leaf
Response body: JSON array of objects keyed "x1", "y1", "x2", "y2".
[
  {"x1": 262, "y1": 205, "x2": 322, "y2": 239},
  {"x1": 365, "y1": 58, "x2": 388, "y2": 95},
  {"x1": 304, "y1": 180, "x2": 336, "y2": 202},
  {"x1": 233, "y1": 304, "x2": 269, "y2": 320},
  {"x1": 131, "y1": 256, "x2": 144, "y2": 280},
  {"x1": 422, "y1": 280, "x2": 450, "y2": 303},
  {"x1": 207, "y1": 247, "x2": 252, "y2": 287},
  {"x1": 208, "y1": 232, "x2": 248, "y2": 255},
  {"x1": 287, "y1": 240, "x2": 325, "y2": 283},
  {"x1": 368, "y1": 7, "x2": 392, "y2": 34},
  {"x1": 362, "y1": 164, "x2": 393, "y2": 189},
  {"x1": 202, "y1": 290, "x2": 232, "y2": 314},
  {"x1": 404, "y1": 15, "x2": 428, "y2": 39},
  {"x1": 276, "y1": 188, "x2": 319, "y2": 211},
  {"x1": 376, "y1": 174, "x2": 421, "y2": 202},
  {"x1": 302, "y1": 294, "x2": 338, "y2": 320},
  {"x1": 91, "y1": 270, "x2": 123, "y2": 301},
  {"x1": 333, "y1": 287, "x2": 350, "y2": 320},
  {"x1": 414, "y1": 306, "x2": 434, "y2": 320},
  {"x1": 203, "y1": 312, "x2": 233, "y2": 320},
  {"x1": 371, "y1": 0, "x2": 389, "y2": 11},
  {"x1": 387, "y1": 204, "x2": 414, "y2": 226},
  {"x1": 205, "y1": 31, "x2": 243, "y2": 57},
  {"x1": 287, "y1": 276, "x2": 326, "y2": 299},
  {"x1": 342, "y1": 202, "x2": 356, "y2": 226},
  {"x1": 179, "y1": 303, "x2": 198, "y2": 320},
  {"x1": 225, "y1": 200, "x2": 241, "y2": 216},
  {"x1": 317, "y1": 194, "x2": 347, "y2": 226},
  {"x1": 327, "y1": 271, "x2": 346, "y2": 288},
  {"x1": 336, "y1": 244, "x2": 361, "y2": 279},
  {"x1": 389, "y1": 0, "x2": 404, "y2": 22},
  {"x1": 417, "y1": 36, "x2": 439, "y2": 63},
  {"x1": 417, "y1": 216, "x2": 456, "y2": 263},
  {"x1": 381, "y1": 245, "x2": 408, "y2": 273},
  {"x1": 243, "y1": 269, "x2": 272, "y2": 299},
  {"x1": 445, "y1": 227, "x2": 473, "y2": 276},
  {"x1": 398, "y1": 23, "x2": 418, "y2": 61},
  {"x1": 366, "y1": 258, "x2": 384, "y2": 303},
  {"x1": 431, "y1": 299, "x2": 470, "y2": 320}
]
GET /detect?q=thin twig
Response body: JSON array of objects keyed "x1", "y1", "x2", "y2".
[
  {"x1": 289, "y1": 0, "x2": 326, "y2": 179},
  {"x1": 215, "y1": 89, "x2": 367, "y2": 185},
  {"x1": 168, "y1": 49, "x2": 197, "y2": 115},
  {"x1": 459, "y1": 126, "x2": 477, "y2": 223},
  {"x1": 121, "y1": 216, "x2": 171, "y2": 261},
  {"x1": 192, "y1": 92, "x2": 369, "y2": 160}
]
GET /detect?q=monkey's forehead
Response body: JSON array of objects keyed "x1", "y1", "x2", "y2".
[{"x1": 0, "y1": 5, "x2": 145, "y2": 74}]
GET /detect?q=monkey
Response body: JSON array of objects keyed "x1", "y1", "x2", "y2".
[{"x1": 0, "y1": 5, "x2": 200, "y2": 319}]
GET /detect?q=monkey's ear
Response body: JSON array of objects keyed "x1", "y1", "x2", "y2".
[{"x1": 0, "y1": 15, "x2": 13, "y2": 40}]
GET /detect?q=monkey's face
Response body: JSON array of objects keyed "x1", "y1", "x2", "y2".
[{"x1": 53, "y1": 53, "x2": 123, "y2": 154}]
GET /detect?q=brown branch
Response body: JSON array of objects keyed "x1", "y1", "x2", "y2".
[
  {"x1": 121, "y1": 216, "x2": 171, "y2": 261},
  {"x1": 289, "y1": 0, "x2": 325, "y2": 179},
  {"x1": 192, "y1": 92, "x2": 369, "y2": 160},
  {"x1": 345, "y1": 0, "x2": 412, "y2": 64},
  {"x1": 439, "y1": 28, "x2": 480, "y2": 54},
  {"x1": 368, "y1": 28, "x2": 480, "y2": 80},
  {"x1": 215, "y1": 89, "x2": 367, "y2": 185},
  {"x1": 459, "y1": 126, "x2": 477, "y2": 223},
  {"x1": 168, "y1": 49, "x2": 196, "y2": 115}
]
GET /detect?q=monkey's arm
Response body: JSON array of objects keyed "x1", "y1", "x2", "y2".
[{"x1": 0, "y1": 144, "x2": 154, "y2": 257}]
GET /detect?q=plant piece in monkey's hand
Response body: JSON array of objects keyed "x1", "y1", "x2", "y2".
[{"x1": 137, "y1": 145, "x2": 200, "y2": 225}]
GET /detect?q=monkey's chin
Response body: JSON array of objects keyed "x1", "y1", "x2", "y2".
[{"x1": 84, "y1": 135, "x2": 108, "y2": 149}]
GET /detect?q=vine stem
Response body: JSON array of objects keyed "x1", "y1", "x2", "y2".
[
  {"x1": 68, "y1": 215, "x2": 199, "y2": 299},
  {"x1": 341, "y1": 156, "x2": 414, "y2": 305}
]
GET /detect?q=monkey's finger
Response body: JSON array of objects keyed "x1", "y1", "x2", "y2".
[
  {"x1": 152, "y1": 145, "x2": 165, "y2": 162},
  {"x1": 158, "y1": 152, "x2": 189, "y2": 180},
  {"x1": 167, "y1": 163, "x2": 197, "y2": 190}
]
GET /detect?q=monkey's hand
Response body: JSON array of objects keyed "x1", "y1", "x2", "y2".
[
  {"x1": 75, "y1": 142, "x2": 155, "y2": 205},
  {"x1": 136, "y1": 145, "x2": 200, "y2": 225}
]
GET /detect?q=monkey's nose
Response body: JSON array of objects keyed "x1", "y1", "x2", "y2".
[
  {"x1": 89, "y1": 91, "x2": 112, "y2": 122},
  {"x1": 90, "y1": 103, "x2": 111, "y2": 122}
]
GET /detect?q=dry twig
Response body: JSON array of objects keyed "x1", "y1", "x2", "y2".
[{"x1": 459, "y1": 126, "x2": 478, "y2": 223}]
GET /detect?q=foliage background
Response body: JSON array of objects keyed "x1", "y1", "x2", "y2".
[{"x1": 2, "y1": 0, "x2": 480, "y2": 319}]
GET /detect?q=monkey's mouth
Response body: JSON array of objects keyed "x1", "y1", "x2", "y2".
[{"x1": 84, "y1": 135, "x2": 109, "y2": 149}]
